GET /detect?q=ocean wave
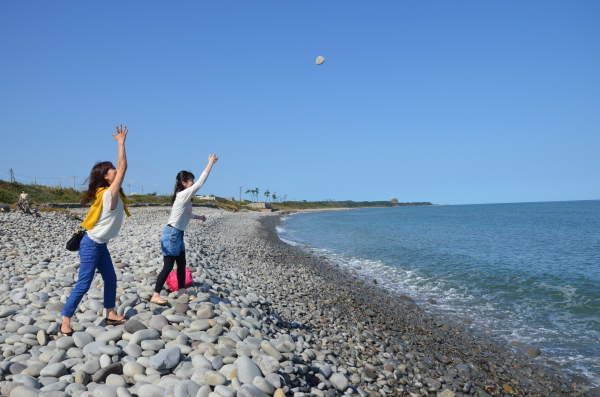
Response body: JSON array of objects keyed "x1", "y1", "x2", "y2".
[{"x1": 275, "y1": 203, "x2": 600, "y2": 386}]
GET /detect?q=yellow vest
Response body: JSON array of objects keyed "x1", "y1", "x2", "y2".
[{"x1": 81, "y1": 187, "x2": 131, "y2": 230}]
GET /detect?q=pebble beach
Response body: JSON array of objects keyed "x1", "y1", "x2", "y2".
[{"x1": 0, "y1": 207, "x2": 597, "y2": 397}]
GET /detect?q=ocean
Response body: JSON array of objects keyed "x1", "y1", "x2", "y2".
[{"x1": 276, "y1": 201, "x2": 600, "y2": 385}]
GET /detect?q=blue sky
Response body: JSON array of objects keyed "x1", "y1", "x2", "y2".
[{"x1": 1, "y1": 1, "x2": 598, "y2": 205}]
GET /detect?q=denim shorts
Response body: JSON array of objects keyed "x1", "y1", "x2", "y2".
[{"x1": 161, "y1": 225, "x2": 185, "y2": 256}]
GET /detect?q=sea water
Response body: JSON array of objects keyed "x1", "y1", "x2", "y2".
[{"x1": 277, "y1": 201, "x2": 600, "y2": 385}]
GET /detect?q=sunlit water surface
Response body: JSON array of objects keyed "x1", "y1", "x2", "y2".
[{"x1": 277, "y1": 201, "x2": 600, "y2": 385}]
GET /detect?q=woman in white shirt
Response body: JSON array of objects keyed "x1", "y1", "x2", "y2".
[
  {"x1": 151, "y1": 154, "x2": 218, "y2": 304},
  {"x1": 60, "y1": 125, "x2": 130, "y2": 335}
]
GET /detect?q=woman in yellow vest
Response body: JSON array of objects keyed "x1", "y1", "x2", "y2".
[{"x1": 60, "y1": 125, "x2": 131, "y2": 336}]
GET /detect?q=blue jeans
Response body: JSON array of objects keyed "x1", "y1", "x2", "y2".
[
  {"x1": 161, "y1": 225, "x2": 185, "y2": 256},
  {"x1": 62, "y1": 233, "x2": 117, "y2": 318}
]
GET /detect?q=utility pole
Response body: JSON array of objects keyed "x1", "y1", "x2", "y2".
[
  {"x1": 239, "y1": 186, "x2": 242, "y2": 201},
  {"x1": 34, "y1": 176, "x2": 37, "y2": 185},
  {"x1": 141, "y1": 186, "x2": 144, "y2": 195},
  {"x1": 73, "y1": 175, "x2": 76, "y2": 189},
  {"x1": 9, "y1": 169, "x2": 15, "y2": 183}
]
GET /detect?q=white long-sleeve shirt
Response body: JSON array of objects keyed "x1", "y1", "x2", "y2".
[{"x1": 167, "y1": 171, "x2": 208, "y2": 230}]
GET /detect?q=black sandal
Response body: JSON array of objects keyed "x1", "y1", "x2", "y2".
[
  {"x1": 60, "y1": 327, "x2": 74, "y2": 337},
  {"x1": 105, "y1": 317, "x2": 126, "y2": 325}
]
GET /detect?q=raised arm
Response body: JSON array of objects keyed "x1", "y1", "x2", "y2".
[
  {"x1": 204, "y1": 154, "x2": 218, "y2": 175},
  {"x1": 176, "y1": 154, "x2": 219, "y2": 202},
  {"x1": 109, "y1": 125, "x2": 128, "y2": 209}
]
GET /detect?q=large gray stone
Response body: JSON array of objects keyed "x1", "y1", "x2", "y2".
[
  {"x1": 98, "y1": 346, "x2": 122, "y2": 356},
  {"x1": 105, "y1": 375, "x2": 126, "y2": 388},
  {"x1": 116, "y1": 387, "x2": 131, "y2": 397},
  {"x1": 17, "y1": 325, "x2": 44, "y2": 335},
  {"x1": 196, "y1": 306, "x2": 214, "y2": 319},
  {"x1": 123, "y1": 320, "x2": 147, "y2": 334},
  {"x1": 148, "y1": 316, "x2": 168, "y2": 332},
  {"x1": 190, "y1": 320, "x2": 211, "y2": 331},
  {"x1": 9, "y1": 386, "x2": 40, "y2": 397},
  {"x1": 56, "y1": 337, "x2": 76, "y2": 350},
  {"x1": 174, "y1": 303, "x2": 189, "y2": 314},
  {"x1": 319, "y1": 365, "x2": 332, "y2": 379},
  {"x1": 123, "y1": 362, "x2": 145, "y2": 377},
  {"x1": 93, "y1": 385, "x2": 119, "y2": 397},
  {"x1": 40, "y1": 363, "x2": 67, "y2": 378},
  {"x1": 236, "y1": 356, "x2": 263, "y2": 384},
  {"x1": 237, "y1": 385, "x2": 269, "y2": 397},
  {"x1": 264, "y1": 373, "x2": 281, "y2": 389},
  {"x1": 203, "y1": 371, "x2": 227, "y2": 386},
  {"x1": 140, "y1": 340, "x2": 164, "y2": 351},
  {"x1": 48, "y1": 350, "x2": 67, "y2": 364},
  {"x1": 213, "y1": 386, "x2": 236, "y2": 397},
  {"x1": 137, "y1": 385, "x2": 164, "y2": 397},
  {"x1": 11, "y1": 376, "x2": 40, "y2": 389},
  {"x1": 82, "y1": 360, "x2": 101, "y2": 375},
  {"x1": 92, "y1": 363, "x2": 123, "y2": 383},
  {"x1": 196, "y1": 385, "x2": 211, "y2": 397},
  {"x1": 73, "y1": 332, "x2": 94, "y2": 348},
  {"x1": 272, "y1": 335, "x2": 295, "y2": 353},
  {"x1": 206, "y1": 324, "x2": 223, "y2": 337},
  {"x1": 95, "y1": 330, "x2": 123, "y2": 343},
  {"x1": 2, "y1": 382, "x2": 24, "y2": 397},
  {"x1": 124, "y1": 343, "x2": 142, "y2": 358},
  {"x1": 130, "y1": 329, "x2": 160, "y2": 345},
  {"x1": 66, "y1": 348, "x2": 85, "y2": 359},
  {"x1": 65, "y1": 384, "x2": 86, "y2": 395},
  {"x1": 40, "y1": 381, "x2": 69, "y2": 392},
  {"x1": 149, "y1": 347, "x2": 181, "y2": 370},
  {"x1": 75, "y1": 370, "x2": 89, "y2": 385},
  {"x1": 82, "y1": 341, "x2": 107, "y2": 357},
  {"x1": 252, "y1": 377, "x2": 274, "y2": 396},
  {"x1": 192, "y1": 355, "x2": 212, "y2": 368},
  {"x1": 329, "y1": 373, "x2": 348, "y2": 391},
  {"x1": 173, "y1": 380, "x2": 200, "y2": 397},
  {"x1": 255, "y1": 355, "x2": 280, "y2": 375},
  {"x1": 260, "y1": 341, "x2": 283, "y2": 361},
  {"x1": 0, "y1": 307, "x2": 17, "y2": 318},
  {"x1": 10, "y1": 363, "x2": 27, "y2": 375}
]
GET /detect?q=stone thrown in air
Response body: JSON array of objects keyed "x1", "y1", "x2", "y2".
[{"x1": 316, "y1": 56, "x2": 325, "y2": 65}]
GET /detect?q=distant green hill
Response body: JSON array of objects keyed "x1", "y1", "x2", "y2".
[
  {"x1": 1, "y1": 181, "x2": 432, "y2": 210},
  {"x1": 0, "y1": 181, "x2": 171, "y2": 206}
]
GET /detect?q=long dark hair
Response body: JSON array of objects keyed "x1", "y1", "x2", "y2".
[
  {"x1": 81, "y1": 161, "x2": 115, "y2": 205},
  {"x1": 171, "y1": 170, "x2": 195, "y2": 205}
]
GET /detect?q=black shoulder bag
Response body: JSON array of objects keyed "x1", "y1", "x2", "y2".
[{"x1": 66, "y1": 228, "x2": 86, "y2": 251}]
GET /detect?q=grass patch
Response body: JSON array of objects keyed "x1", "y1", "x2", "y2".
[{"x1": 1, "y1": 181, "x2": 432, "y2": 211}]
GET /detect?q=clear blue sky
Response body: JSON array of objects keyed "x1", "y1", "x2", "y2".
[{"x1": 1, "y1": 1, "x2": 598, "y2": 204}]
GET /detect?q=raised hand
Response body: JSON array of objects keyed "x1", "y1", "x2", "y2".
[
  {"x1": 208, "y1": 154, "x2": 218, "y2": 164},
  {"x1": 112, "y1": 124, "x2": 128, "y2": 144}
]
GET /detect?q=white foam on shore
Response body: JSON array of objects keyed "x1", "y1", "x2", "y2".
[{"x1": 276, "y1": 228, "x2": 600, "y2": 386}]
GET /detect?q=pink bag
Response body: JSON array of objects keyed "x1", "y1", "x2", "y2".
[{"x1": 165, "y1": 268, "x2": 193, "y2": 291}]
